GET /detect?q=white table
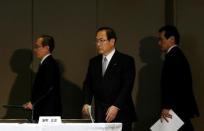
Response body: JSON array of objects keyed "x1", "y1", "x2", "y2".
[{"x1": 0, "y1": 123, "x2": 122, "y2": 131}]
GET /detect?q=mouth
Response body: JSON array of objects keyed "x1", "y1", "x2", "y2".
[{"x1": 97, "y1": 46, "x2": 103, "y2": 50}]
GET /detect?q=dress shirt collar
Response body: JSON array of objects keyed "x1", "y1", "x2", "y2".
[
  {"x1": 167, "y1": 45, "x2": 177, "y2": 54},
  {"x1": 40, "y1": 53, "x2": 51, "y2": 64},
  {"x1": 103, "y1": 48, "x2": 115, "y2": 63}
]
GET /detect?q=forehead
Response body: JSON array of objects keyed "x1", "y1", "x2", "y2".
[
  {"x1": 159, "y1": 31, "x2": 166, "y2": 38},
  {"x1": 35, "y1": 37, "x2": 44, "y2": 45},
  {"x1": 96, "y1": 30, "x2": 107, "y2": 39}
]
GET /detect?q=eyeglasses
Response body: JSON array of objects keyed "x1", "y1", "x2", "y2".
[
  {"x1": 96, "y1": 39, "x2": 109, "y2": 45},
  {"x1": 33, "y1": 45, "x2": 43, "y2": 49}
]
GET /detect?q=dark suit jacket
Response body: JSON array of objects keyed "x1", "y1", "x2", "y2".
[
  {"x1": 31, "y1": 55, "x2": 62, "y2": 121},
  {"x1": 161, "y1": 46, "x2": 199, "y2": 119},
  {"x1": 83, "y1": 50, "x2": 137, "y2": 123}
]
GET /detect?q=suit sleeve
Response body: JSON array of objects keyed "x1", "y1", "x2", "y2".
[
  {"x1": 161, "y1": 55, "x2": 182, "y2": 109},
  {"x1": 31, "y1": 60, "x2": 59, "y2": 104},
  {"x1": 83, "y1": 60, "x2": 93, "y2": 105}
]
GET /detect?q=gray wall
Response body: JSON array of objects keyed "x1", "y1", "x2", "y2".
[
  {"x1": 0, "y1": 0, "x2": 203, "y2": 130},
  {"x1": 0, "y1": 0, "x2": 33, "y2": 119}
]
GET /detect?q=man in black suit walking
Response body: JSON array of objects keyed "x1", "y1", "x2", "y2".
[
  {"x1": 24, "y1": 35, "x2": 62, "y2": 122},
  {"x1": 82, "y1": 27, "x2": 136, "y2": 131},
  {"x1": 158, "y1": 25, "x2": 199, "y2": 131}
]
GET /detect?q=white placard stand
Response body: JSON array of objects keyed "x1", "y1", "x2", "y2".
[{"x1": 38, "y1": 116, "x2": 62, "y2": 124}]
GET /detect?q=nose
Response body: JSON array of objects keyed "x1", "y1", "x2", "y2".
[{"x1": 96, "y1": 43, "x2": 102, "y2": 48}]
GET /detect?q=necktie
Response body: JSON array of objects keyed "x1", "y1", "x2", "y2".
[{"x1": 102, "y1": 57, "x2": 107, "y2": 76}]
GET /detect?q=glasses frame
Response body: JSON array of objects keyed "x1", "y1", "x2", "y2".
[{"x1": 96, "y1": 39, "x2": 109, "y2": 45}]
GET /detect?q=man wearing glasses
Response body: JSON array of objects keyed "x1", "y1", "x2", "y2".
[
  {"x1": 82, "y1": 27, "x2": 136, "y2": 131},
  {"x1": 23, "y1": 35, "x2": 62, "y2": 122}
]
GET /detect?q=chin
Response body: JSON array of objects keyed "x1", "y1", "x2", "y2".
[
  {"x1": 36, "y1": 55, "x2": 42, "y2": 59},
  {"x1": 98, "y1": 50, "x2": 103, "y2": 54},
  {"x1": 160, "y1": 48, "x2": 164, "y2": 52}
]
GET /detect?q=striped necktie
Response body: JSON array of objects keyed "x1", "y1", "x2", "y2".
[{"x1": 102, "y1": 57, "x2": 107, "y2": 76}]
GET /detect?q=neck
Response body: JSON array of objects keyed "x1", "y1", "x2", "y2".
[{"x1": 103, "y1": 48, "x2": 115, "y2": 56}]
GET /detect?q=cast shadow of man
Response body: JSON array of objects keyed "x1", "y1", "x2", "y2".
[
  {"x1": 134, "y1": 36, "x2": 163, "y2": 131},
  {"x1": 56, "y1": 60, "x2": 84, "y2": 119},
  {"x1": 3, "y1": 48, "x2": 34, "y2": 119}
]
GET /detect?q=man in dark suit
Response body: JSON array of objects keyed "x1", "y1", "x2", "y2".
[
  {"x1": 158, "y1": 25, "x2": 199, "y2": 131},
  {"x1": 82, "y1": 27, "x2": 136, "y2": 131},
  {"x1": 23, "y1": 35, "x2": 62, "y2": 122}
]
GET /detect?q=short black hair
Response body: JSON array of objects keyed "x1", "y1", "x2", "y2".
[
  {"x1": 159, "y1": 25, "x2": 180, "y2": 45},
  {"x1": 39, "y1": 35, "x2": 55, "y2": 53},
  {"x1": 96, "y1": 27, "x2": 117, "y2": 42}
]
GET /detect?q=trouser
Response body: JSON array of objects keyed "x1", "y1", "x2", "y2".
[{"x1": 178, "y1": 118, "x2": 194, "y2": 131}]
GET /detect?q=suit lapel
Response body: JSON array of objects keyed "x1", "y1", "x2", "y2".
[
  {"x1": 103, "y1": 51, "x2": 119, "y2": 77},
  {"x1": 94, "y1": 55, "x2": 103, "y2": 78}
]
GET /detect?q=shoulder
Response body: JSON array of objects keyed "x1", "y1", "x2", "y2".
[
  {"x1": 168, "y1": 46, "x2": 183, "y2": 56},
  {"x1": 115, "y1": 51, "x2": 135, "y2": 62},
  {"x1": 43, "y1": 55, "x2": 59, "y2": 68},
  {"x1": 168, "y1": 47, "x2": 187, "y2": 60},
  {"x1": 44, "y1": 55, "x2": 55, "y2": 63},
  {"x1": 167, "y1": 47, "x2": 189, "y2": 65}
]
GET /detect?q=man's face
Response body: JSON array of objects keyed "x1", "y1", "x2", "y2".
[
  {"x1": 158, "y1": 31, "x2": 173, "y2": 52},
  {"x1": 96, "y1": 30, "x2": 115, "y2": 55},
  {"x1": 34, "y1": 37, "x2": 49, "y2": 59}
]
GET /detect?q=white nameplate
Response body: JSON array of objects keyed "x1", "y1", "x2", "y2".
[{"x1": 38, "y1": 116, "x2": 62, "y2": 124}]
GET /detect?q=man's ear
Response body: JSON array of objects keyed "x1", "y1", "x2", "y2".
[
  {"x1": 45, "y1": 45, "x2": 50, "y2": 51},
  {"x1": 110, "y1": 39, "x2": 115, "y2": 45},
  {"x1": 169, "y1": 36, "x2": 175, "y2": 43}
]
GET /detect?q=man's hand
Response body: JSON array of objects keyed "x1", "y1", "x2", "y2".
[
  {"x1": 82, "y1": 104, "x2": 90, "y2": 116},
  {"x1": 105, "y1": 105, "x2": 119, "y2": 122},
  {"x1": 23, "y1": 102, "x2": 33, "y2": 110},
  {"x1": 161, "y1": 109, "x2": 172, "y2": 122}
]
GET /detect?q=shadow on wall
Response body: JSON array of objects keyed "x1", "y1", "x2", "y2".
[
  {"x1": 56, "y1": 60, "x2": 84, "y2": 119},
  {"x1": 3, "y1": 49, "x2": 34, "y2": 119},
  {"x1": 134, "y1": 36, "x2": 162, "y2": 131}
]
